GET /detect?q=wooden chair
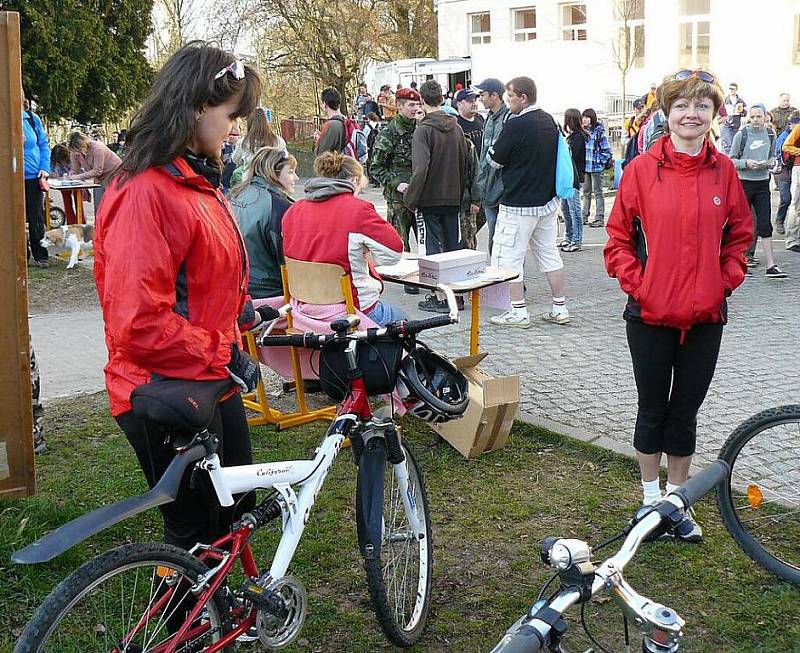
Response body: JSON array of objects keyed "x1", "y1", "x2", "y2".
[{"x1": 241, "y1": 258, "x2": 356, "y2": 430}]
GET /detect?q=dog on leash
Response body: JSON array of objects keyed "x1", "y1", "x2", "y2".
[{"x1": 40, "y1": 225, "x2": 94, "y2": 269}]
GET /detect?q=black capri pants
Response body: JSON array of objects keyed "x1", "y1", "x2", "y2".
[
  {"x1": 626, "y1": 321, "x2": 723, "y2": 457},
  {"x1": 741, "y1": 179, "x2": 773, "y2": 239},
  {"x1": 116, "y1": 393, "x2": 255, "y2": 550}
]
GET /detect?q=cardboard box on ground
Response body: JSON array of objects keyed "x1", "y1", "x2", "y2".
[{"x1": 433, "y1": 352, "x2": 520, "y2": 458}]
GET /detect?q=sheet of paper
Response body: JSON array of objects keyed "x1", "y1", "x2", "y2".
[
  {"x1": 480, "y1": 281, "x2": 511, "y2": 310},
  {"x1": 375, "y1": 259, "x2": 419, "y2": 278}
]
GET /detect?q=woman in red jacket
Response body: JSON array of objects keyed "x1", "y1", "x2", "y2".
[
  {"x1": 604, "y1": 70, "x2": 752, "y2": 543},
  {"x1": 94, "y1": 42, "x2": 263, "y2": 549},
  {"x1": 282, "y1": 151, "x2": 404, "y2": 325}
]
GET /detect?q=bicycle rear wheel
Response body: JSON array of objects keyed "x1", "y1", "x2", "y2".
[
  {"x1": 717, "y1": 406, "x2": 800, "y2": 586},
  {"x1": 360, "y1": 440, "x2": 432, "y2": 647},
  {"x1": 15, "y1": 542, "x2": 231, "y2": 652}
]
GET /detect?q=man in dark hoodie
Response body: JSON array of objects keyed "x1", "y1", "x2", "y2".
[{"x1": 404, "y1": 79, "x2": 468, "y2": 312}]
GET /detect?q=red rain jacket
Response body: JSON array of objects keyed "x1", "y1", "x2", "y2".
[
  {"x1": 604, "y1": 136, "x2": 752, "y2": 331},
  {"x1": 94, "y1": 158, "x2": 249, "y2": 416}
]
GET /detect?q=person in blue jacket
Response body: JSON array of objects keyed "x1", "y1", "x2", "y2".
[{"x1": 22, "y1": 95, "x2": 51, "y2": 267}]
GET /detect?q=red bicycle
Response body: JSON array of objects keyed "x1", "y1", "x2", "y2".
[{"x1": 14, "y1": 288, "x2": 469, "y2": 651}]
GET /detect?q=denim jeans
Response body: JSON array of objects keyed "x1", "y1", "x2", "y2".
[
  {"x1": 581, "y1": 172, "x2": 605, "y2": 221},
  {"x1": 484, "y1": 204, "x2": 498, "y2": 255},
  {"x1": 365, "y1": 300, "x2": 407, "y2": 326},
  {"x1": 777, "y1": 178, "x2": 792, "y2": 224},
  {"x1": 561, "y1": 192, "x2": 583, "y2": 245}
]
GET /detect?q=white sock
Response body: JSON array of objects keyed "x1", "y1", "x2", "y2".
[
  {"x1": 510, "y1": 300, "x2": 528, "y2": 317},
  {"x1": 552, "y1": 296, "x2": 568, "y2": 315},
  {"x1": 642, "y1": 478, "x2": 662, "y2": 505},
  {"x1": 665, "y1": 481, "x2": 680, "y2": 496}
]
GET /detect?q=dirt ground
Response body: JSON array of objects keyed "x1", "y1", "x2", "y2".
[{"x1": 26, "y1": 255, "x2": 99, "y2": 315}]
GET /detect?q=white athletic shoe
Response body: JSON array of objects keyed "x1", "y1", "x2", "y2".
[
  {"x1": 490, "y1": 310, "x2": 531, "y2": 329},
  {"x1": 541, "y1": 311, "x2": 570, "y2": 325}
]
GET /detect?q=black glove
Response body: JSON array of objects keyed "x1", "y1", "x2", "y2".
[
  {"x1": 238, "y1": 300, "x2": 282, "y2": 331},
  {"x1": 226, "y1": 343, "x2": 261, "y2": 393},
  {"x1": 256, "y1": 305, "x2": 281, "y2": 323}
]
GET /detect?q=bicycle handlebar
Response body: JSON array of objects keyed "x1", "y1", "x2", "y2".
[
  {"x1": 492, "y1": 460, "x2": 731, "y2": 653},
  {"x1": 671, "y1": 459, "x2": 729, "y2": 507}
]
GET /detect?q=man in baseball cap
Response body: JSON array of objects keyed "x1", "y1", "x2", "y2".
[{"x1": 474, "y1": 78, "x2": 508, "y2": 254}]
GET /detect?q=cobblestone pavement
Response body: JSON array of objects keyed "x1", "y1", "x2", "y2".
[{"x1": 31, "y1": 183, "x2": 800, "y2": 470}]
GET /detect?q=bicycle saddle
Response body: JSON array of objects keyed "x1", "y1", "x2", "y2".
[{"x1": 131, "y1": 377, "x2": 232, "y2": 432}]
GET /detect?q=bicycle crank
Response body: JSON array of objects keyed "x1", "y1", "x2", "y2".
[{"x1": 255, "y1": 575, "x2": 308, "y2": 649}]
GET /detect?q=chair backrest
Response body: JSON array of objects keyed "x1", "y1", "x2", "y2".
[{"x1": 283, "y1": 257, "x2": 355, "y2": 311}]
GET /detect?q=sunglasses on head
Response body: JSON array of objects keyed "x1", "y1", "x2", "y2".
[
  {"x1": 214, "y1": 58, "x2": 245, "y2": 81},
  {"x1": 674, "y1": 69, "x2": 715, "y2": 83}
]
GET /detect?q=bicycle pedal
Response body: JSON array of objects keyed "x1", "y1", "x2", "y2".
[{"x1": 239, "y1": 581, "x2": 288, "y2": 617}]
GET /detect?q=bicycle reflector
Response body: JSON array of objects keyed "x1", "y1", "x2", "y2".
[{"x1": 747, "y1": 484, "x2": 764, "y2": 509}]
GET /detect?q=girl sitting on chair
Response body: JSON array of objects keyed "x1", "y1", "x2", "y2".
[{"x1": 282, "y1": 152, "x2": 405, "y2": 326}]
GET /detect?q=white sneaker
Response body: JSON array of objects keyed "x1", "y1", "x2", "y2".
[
  {"x1": 541, "y1": 311, "x2": 570, "y2": 325},
  {"x1": 490, "y1": 310, "x2": 531, "y2": 328}
]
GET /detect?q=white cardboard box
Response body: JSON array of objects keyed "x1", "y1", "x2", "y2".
[{"x1": 417, "y1": 249, "x2": 487, "y2": 285}]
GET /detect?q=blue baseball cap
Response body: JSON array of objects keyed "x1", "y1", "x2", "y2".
[{"x1": 474, "y1": 78, "x2": 505, "y2": 96}]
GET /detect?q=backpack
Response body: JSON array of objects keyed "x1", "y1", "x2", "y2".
[
  {"x1": 644, "y1": 113, "x2": 666, "y2": 152},
  {"x1": 340, "y1": 117, "x2": 368, "y2": 164},
  {"x1": 621, "y1": 132, "x2": 640, "y2": 169}
]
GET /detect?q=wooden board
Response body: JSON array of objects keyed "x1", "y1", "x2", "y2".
[{"x1": 0, "y1": 11, "x2": 35, "y2": 498}]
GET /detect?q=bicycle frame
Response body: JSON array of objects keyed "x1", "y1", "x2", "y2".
[{"x1": 149, "y1": 345, "x2": 426, "y2": 651}]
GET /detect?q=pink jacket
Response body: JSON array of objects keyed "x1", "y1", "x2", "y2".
[{"x1": 70, "y1": 140, "x2": 121, "y2": 183}]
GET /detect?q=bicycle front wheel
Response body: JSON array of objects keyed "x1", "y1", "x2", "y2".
[
  {"x1": 360, "y1": 440, "x2": 432, "y2": 647},
  {"x1": 15, "y1": 542, "x2": 231, "y2": 653},
  {"x1": 717, "y1": 406, "x2": 800, "y2": 586}
]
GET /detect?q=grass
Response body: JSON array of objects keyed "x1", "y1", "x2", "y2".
[{"x1": 1, "y1": 392, "x2": 798, "y2": 652}]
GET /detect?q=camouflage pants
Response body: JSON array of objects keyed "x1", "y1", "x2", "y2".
[
  {"x1": 459, "y1": 207, "x2": 487, "y2": 251},
  {"x1": 30, "y1": 337, "x2": 45, "y2": 453},
  {"x1": 387, "y1": 200, "x2": 418, "y2": 252}
]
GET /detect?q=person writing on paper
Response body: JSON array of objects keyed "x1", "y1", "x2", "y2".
[
  {"x1": 67, "y1": 131, "x2": 121, "y2": 208},
  {"x1": 282, "y1": 152, "x2": 405, "y2": 325}
]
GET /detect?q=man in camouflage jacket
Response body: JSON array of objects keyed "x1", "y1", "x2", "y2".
[{"x1": 370, "y1": 87, "x2": 422, "y2": 254}]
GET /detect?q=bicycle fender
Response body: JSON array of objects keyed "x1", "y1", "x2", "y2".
[
  {"x1": 355, "y1": 438, "x2": 385, "y2": 560},
  {"x1": 12, "y1": 444, "x2": 207, "y2": 564}
]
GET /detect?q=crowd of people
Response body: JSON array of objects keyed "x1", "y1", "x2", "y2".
[{"x1": 19, "y1": 38, "x2": 797, "y2": 554}]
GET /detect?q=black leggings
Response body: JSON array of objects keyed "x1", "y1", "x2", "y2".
[
  {"x1": 626, "y1": 321, "x2": 723, "y2": 457},
  {"x1": 116, "y1": 393, "x2": 254, "y2": 550}
]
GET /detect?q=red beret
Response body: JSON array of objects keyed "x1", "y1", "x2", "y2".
[{"x1": 396, "y1": 88, "x2": 421, "y2": 102}]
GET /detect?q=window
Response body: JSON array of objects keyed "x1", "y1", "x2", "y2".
[
  {"x1": 561, "y1": 3, "x2": 587, "y2": 41},
  {"x1": 470, "y1": 12, "x2": 491, "y2": 45},
  {"x1": 512, "y1": 7, "x2": 537, "y2": 41},
  {"x1": 619, "y1": 23, "x2": 645, "y2": 68},
  {"x1": 794, "y1": 14, "x2": 800, "y2": 64},
  {"x1": 678, "y1": 0, "x2": 710, "y2": 66},
  {"x1": 679, "y1": 0, "x2": 710, "y2": 14}
]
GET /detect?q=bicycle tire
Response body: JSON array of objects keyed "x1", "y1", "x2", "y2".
[
  {"x1": 15, "y1": 542, "x2": 232, "y2": 652},
  {"x1": 717, "y1": 405, "x2": 800, "y2": 586},
  {"x1": 360, "y1": 440, "x2": 432, "y2": 647}
]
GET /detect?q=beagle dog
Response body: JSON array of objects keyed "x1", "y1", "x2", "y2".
[{"x1": 40, "y1": 224, "x2": 94, "y2": 269}]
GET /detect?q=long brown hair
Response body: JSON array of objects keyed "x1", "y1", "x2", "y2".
[
  {"x1": 242, "y1": 107, "x2": 280, "y2": 152},
  {"x1": 118, "y1": 41, "x2": 262, "y2": 180},
  {"x1": 228, "y1": 146, "x2": 297, "y2": 201}
]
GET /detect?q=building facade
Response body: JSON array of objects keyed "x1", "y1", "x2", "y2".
[{"x1": 436, "y1": 0, "x2": 800, "y2": 120}]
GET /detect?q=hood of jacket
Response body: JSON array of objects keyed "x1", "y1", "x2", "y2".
[
  {"x1": 420, "y1": 110, "x2": 458, "y2": 133},
  {"x1": 304, "y1": 177, "x2": 356, "y2": 201},
  {"x1": 644, "y1": 135, "x2": 720, "y2": 179}
]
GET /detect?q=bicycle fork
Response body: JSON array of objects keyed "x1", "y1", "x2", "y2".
[{"x1": 356, "y1": 423, "x2": 424, "y2": 561}]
